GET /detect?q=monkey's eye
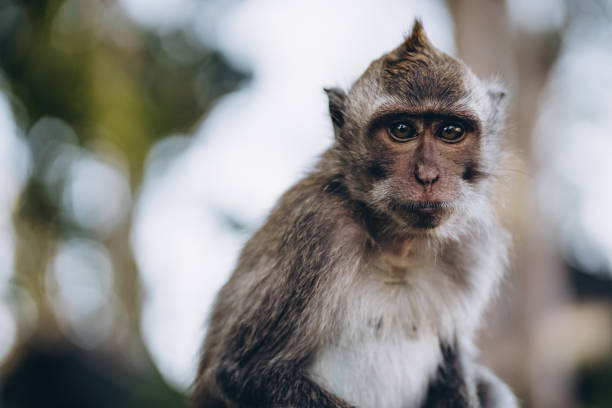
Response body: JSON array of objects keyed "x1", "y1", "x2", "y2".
[
  {"x1": 438, "y1": 123, "x2": 465, "y2": 142},
  {"x1": 388, "y1": 122, "x2": 416, "y2": 142}
]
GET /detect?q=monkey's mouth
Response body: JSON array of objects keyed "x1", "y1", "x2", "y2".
[
  {"x1": 400, "y1": 201, "x2": 452, "y2": 213},
  {"x1": 391, "y1": 201, "x2": 453, "y2": 228}
]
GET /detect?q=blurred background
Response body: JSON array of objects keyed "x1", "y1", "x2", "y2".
[{"x1": 0, "y1": 0, "x2": 611, "y2": 407}]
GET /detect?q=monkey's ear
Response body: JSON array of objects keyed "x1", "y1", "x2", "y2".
[
  {"x1": 487, "y1": 84, "x2": 507, "y2": 112},
  {"x1": 324, "y1": 87, "x2": 347, "y2": 135},
  {"x1": 487, "y1": 84, "x2": 508, "y2": 125},
  {"x1": 487, "y1": 86, "x2": 507, "y2": 105}
]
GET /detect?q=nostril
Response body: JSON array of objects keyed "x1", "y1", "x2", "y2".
[{"x1": 414, "y1": 163, "x2": 439, "y2": 186}]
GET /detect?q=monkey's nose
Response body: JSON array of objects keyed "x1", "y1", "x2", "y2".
[{"x1": 414, "y1": 163, "x2": 439, "y2": 186}]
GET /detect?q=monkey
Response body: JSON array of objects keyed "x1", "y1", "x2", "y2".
[{"x1": 193, "y1": 20, "x2": 518, "y2": 408}]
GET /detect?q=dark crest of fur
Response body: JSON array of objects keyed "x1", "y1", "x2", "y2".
[
  {"x1": 400, "y1": 19, "x2": 432, "y2": 51},
  {"x1": 382, "y1": 20, "x2": 466, "y2": 103}
]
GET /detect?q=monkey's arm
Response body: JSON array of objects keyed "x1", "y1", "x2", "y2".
[
  {"x1": 421, "y1": 341, "x2": 481, "y2": 408},
  {"x1": 195, "y1": 184, "x2": 358, "y2": 408},
  {"x1": 475, "y1": 366, "x2": 519, "y2": 408},
  {"x1": 421, "y1": 341, "x2": 518, "y2": 408}
]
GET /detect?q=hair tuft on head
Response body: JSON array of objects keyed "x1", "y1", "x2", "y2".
[{"x1": 402, "y1": 19, "x2": 431, "y2": 51}]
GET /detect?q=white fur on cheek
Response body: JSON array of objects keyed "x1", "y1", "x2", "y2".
[{"x1": 370, "y1": 179, "x2": 393, "y2": 206}]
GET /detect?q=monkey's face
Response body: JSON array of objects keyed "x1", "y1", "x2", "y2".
[
  {"x1": 364, "y1": 113, "x2": 484, "y2": 230},
  {"x1": 328, "y1": 21, "x2": 505, "y2": 233},
  {"x1": 339, "y1": 54, "x2": 493, "y2": 232}
]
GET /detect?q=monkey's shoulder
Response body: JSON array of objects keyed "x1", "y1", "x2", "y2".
[
  {"x1": 240, "y1": 173, "x2": 368, "y2": 263},
  {"x1": 272, "y1": 172, "x2": 359, "y2": 225}
]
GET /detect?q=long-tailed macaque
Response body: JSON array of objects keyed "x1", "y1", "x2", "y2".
[{"x1": 194, "y1": 20, "x2": 518, "y2": 408}]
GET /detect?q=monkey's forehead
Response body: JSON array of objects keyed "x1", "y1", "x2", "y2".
[
  {"x1": 345, "y1": 55, "x2": 485, "y2": 129},
  {"x1": 381, "y1": 54, "x2": 468, "y2": 104}
]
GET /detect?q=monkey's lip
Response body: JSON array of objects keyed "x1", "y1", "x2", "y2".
[
  {"x1": 393, "y1": 201, "x2": 454, "y2": 229},
  {"x1": 390, "y1": 202, "x2": 453, "y2": 229},
  {"x1": 401, "y1": 201, "x2": 451, "y2": 213}
]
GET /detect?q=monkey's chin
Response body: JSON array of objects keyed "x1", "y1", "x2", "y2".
[{"x1": 409, "y1": 211, "x2": 449, "y2": 229}]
